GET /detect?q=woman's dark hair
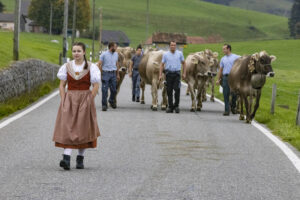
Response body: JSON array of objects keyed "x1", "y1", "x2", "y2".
[
  {"x1": 224, "y1": 44, "x2": 232, "y2": 51},
  {"x1": 72, "y1": 42, "x2": 88, "y2": 69},
  {"x1": 137, "y1": 44, "x2": 142, "y2": 50}
]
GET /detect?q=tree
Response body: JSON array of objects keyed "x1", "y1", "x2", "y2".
[
  {"x1": 289, "y1": 0, "x2": 300, "y2": 38},
  {"x1": 0, "y1": 1, "x2": 5, "y2": 13},
  {"x1": 28, "y1": 0, "x2": 90, "y2": 34},
  {"x1": 295, "y1": 22, "x2": 300, "y2": 39}
]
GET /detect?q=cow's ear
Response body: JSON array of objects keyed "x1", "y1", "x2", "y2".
[
  {"x1": 193, "y1": 55, "x2": 202, "y2": 63},
  {"x1": 213, "y1": 52, "x2": 219, "y2": 58},
  {"x1": 251, "y1": 53, "x2": 259, "y2": 61},
  {"x1": 270, "y1": 55, "x2": 277, "y2": 62},
  {"x1": 191, "y1": 58, "x2": 198, "y2": 65}
]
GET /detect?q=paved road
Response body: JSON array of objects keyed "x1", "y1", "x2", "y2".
[{"x1": 0, "y1": 76, "x2": 299, "y2": 200}]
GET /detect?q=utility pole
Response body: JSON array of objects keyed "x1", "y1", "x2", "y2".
[
  {"x1": 71, "y1": 0, "x2": 77, "y2": 45},
  {"x1": 62, "y1": 0, "x2": 69, "y2": 64},
  {"x1": 49, "y1": 1, "x2": 53, "y2": 35},
  {"x1": 92, "y1": 0, "x2": 95, "y2": 60},
  {"x1": 146, "y1": 0, "x2": 149, "y2": 41},
  {"x1": 99, "y1": 7, "x2": 102, "y2": 52},
  {"x1": 13, "y1": 0, "x2": 21, "y2": 61}
]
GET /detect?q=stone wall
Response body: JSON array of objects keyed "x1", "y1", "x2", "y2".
[{"x1": 0, "y1": 59, "x2": 59, "y2": 102}]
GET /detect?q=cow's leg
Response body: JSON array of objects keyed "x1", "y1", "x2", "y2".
[
  {"x1": 114, "y1": 82, "x2": 120, "y2": 106},
  {"x1": 140, "y1": 80, "x2": 145, "y2": 104},
  {"x1": 202, "y1": 86, "x2": 207, "y2": 102},
  {"x1": 197, "y1": 77, "x2": 206, "y2": 111},
  {"x1": 248, "y1": 94, "x2": 253, "y2": 120},
  {"x1": 243, "y1": 95, "x2": 251, "y2": 123},
  {"x1": 236, "y1": 95, "x2": 240, "y2": 114},
  {"x1": 239, "y1": 94, "x2": 244, "y2": 120},
  {"x1": 186, "y1": 87, "x2": 190, "y2": 96},
  {"x1": 188, "y1": 79, "x2": 196, "y2": 112},
  {"x1": 151, "y1": 79, "x2": 158, "y2": 111},
  {"x1": 250, "y1": 90, "x2": 261, "y2": 120},
  {"x1": 210, "y1": 77, "x2": 215, "y2": 102},
  {"x1": 161, "y1": 84, "x2": 168, "y2": 110}
]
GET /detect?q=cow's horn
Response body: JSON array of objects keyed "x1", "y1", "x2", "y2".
[
  {"x1": 213, "y1": 52, "x2": 219, "y2": 58},
  {"x1": 251, "y1": 53, "x2": 259, "y2": 61},
  {"x1": 270, "y1": 55, "x2": 277, "y2": 62}
]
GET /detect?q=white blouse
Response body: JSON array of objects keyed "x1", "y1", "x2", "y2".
[{"x1": 57, "y1": 60, "x2": 101, "y2": 83}]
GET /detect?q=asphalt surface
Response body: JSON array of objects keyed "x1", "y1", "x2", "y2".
[{"x1": 0, "y1": 76, "x2": 299, "y2": 200}]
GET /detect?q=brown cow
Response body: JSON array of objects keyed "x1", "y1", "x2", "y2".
[
  {"x1": 114, "y1": 51, "x2": 126, "y2": 106},
  {"x1": 202, "y1": 49, "x2": 219, "y2": 102},
  {"x1": 185, "y1": 52, "x2": 214, "y2": 111},
  {"x1": 229, "y1": 51, "x2": 276, "y2": 123},
  {"x1": 138, "y1": 50, "x2": 168, "y2": 111}
]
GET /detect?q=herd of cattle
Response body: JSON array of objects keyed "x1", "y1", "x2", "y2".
[{"x1": 113, "y1": 47, "x2": 276, "y2": 124}]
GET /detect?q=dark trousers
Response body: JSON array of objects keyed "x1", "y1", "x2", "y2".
[
  {"x1": 132, "y1": 69, "x2": 140, "y2": 98},
  {"x1": 166, "y1": 71, "x2": 181, "y2": 109},
  {"x1": 101, "y1": 71, "x2": 117, "y2": 106},
  {"x1": 222, "y1": 75, "x2": 236, "y2": 113}
]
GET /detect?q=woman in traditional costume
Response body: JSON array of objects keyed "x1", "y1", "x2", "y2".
[{"x1": 53, "y1": 42, "x2": 101, "y2": 170}]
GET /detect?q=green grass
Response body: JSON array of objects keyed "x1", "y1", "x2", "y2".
[
  {"x1": 0, "y1": 31, "x2": 101, "y2": 69},
  {"x1": 184, "y1": 39, "x2": 300, "y2": 151},
  {"x1": 2, "y1": 0, "x2": 290, "y2": 46},
  {"x1": 230, "y1": 0, "x2": 293, "y2": 17},
  {"x1": 90, "y1": 0, "x2": 290, "y2": 45},
  {"x1": 0, "y1": 79, "x2": 59, "y2": 120}
]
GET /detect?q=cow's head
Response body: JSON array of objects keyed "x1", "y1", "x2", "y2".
[
  {"x1": 204, "y1": 50, "x2": 219, "y2": 77},
  {"x1": 117, "y1": 51, "x2": 127, "y2": 72},
  {"x1": 249, "y1": 51, "x2": 276, "y2": 77},
  {"x1": 192, "y1": 52, "x2": 214, "y2": 78}
]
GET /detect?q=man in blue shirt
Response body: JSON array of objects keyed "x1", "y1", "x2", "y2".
[
  {"x1": 129, "y1": 45, "x2": 143, "y2": 102},
  {"x1": 216, "y1": 44, "x2": 240, "y2": 116},
  {"x1": 98, "y1": 42, "x2": 120, "y2": 111},
  {"x1": 159, "y1": 41, "x2": 186, "y2": 113}
]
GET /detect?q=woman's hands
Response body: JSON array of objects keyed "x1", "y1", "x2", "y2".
[{"x1": 91, "y1": 83, "x2": 100, "y2": 99}]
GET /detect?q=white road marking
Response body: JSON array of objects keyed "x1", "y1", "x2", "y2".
[
  {"x1": 181, "y1": 81, "x2": 300, "y2": 173},
  {"x1": 0, "y1": 90, "x2": 59, "y2": 129}
]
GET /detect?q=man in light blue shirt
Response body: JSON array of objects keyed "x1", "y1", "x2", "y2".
[
  {"x1": 159, "y1": 41, "x2": 186, "y2": 113},
  {"x1": 98, "y1": 42, "x2": 119, "y2": 111},
  {"x1": 216, "y1": 44, "x2": 240, "y2": 115}
]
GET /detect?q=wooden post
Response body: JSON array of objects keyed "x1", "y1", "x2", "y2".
[
  {"x1": 49, "y1": 1, "x2": 53, "y2": 35},
  {"x1": 71, "y1": 0, "x2": 77, "y2": 45},
  {"x1": 92, "y1": 0, "x2": 95, "y2": 60},
  {"x1": 270, "y1": 83, "x2": 277, "y2": 115},
  {"x1": 62, "y1": 0, "x2": 69, "y2": 64},
  {"x1": 13, "y1": 0, "x2": 21, "y2": 61},
  {"x1": 59, "y1": 52, "x2": 62, "y2": 65},
  {"x1": 296, "y1": 90, "x2": 300, "y2": 126},
  {"x1": 146, "y1": 0, "x2": 149, "y2": 40},
  {"x1": 99, "y1": 7, "x2": 102, "y2": 53}
]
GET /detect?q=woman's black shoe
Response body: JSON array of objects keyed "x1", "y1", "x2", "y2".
[
  {"x1": 59, "y1": 154, "x2": 70, "y2": 170},
  {"x1": 76, "y1": 155, "x2": 84, "y2": 169}
]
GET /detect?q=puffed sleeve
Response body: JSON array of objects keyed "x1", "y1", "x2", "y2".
[
  {"x1": 57, "y1": 63, "x2": 67, "y2": 81},
  {"x1": 90, "y1": 63, "x2": 101, "y2": 83}
]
